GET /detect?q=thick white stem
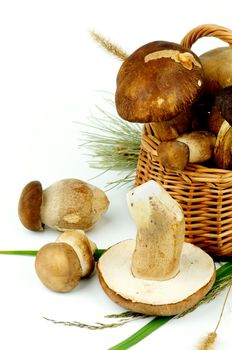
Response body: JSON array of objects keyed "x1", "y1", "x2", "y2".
[{"x1": 127, "y1": 180, "x2": 185, "y2": 281}]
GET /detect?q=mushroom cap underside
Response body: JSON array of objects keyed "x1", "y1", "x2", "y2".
[{"x1": 97, "y1": 240, "x2": 216, "y2": 316}]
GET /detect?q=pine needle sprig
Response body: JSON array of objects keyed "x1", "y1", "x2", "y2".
[
  {"x1": 90, "y1": 30, "x2": 128, "y2": 61},
  {"x1": 78, "y1": 97, "x2": 142, "y2": 187}
]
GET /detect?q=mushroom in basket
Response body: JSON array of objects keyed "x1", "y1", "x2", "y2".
[
  {"x1": 115, "y1": 40, "x2": 216, "y2": 171},
  {"x1": 97, "y1": 180, "x2": 216, "y2": 316},
  {"x1": 207, "y1": 86, "x2": 232, "y2": 169}
]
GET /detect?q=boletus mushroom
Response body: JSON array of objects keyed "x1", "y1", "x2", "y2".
[
  {"x1": 157, "y1": 131, "x2": 216, "y2": 171},
  {"x1": 56, "y1": 229, "x2": 97, "y2": 278},
  {"x1": 115, "y1": 41, "x2": 205, "y2": 141},
  {"x1": 200, "y1": 47, "x2": 232, "y2": 96},
  {"x1": 35, "y1": 229, "x2": 97, "y2": 292},
  {"x1": 97, "y1": 180, "x2": 216, "y2": 316},
  {"x1": 35, "y1": 242, "x2": 82, "y2": 292},
  {"x1": 18, "y1": 178, "x2": 109, "y2": 232},
  {"x1": 207, "y1": 86, "x2": 232, "y2": 169}
]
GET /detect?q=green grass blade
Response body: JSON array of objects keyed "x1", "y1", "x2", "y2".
[
  {"x1": 108, "y1": 316, "x2": 172, "y2": 350},
  {"x1": 0, "y1": 250, "x2": 38, "y2": 256},
  {"x1": 0, "y1": 249, "x2": 105, "y2": 261},
  {"x1": 215, "y1": 262, "x2": 232, "y2": 279},
  {"x1": 93, "y1": 249, "x2": 105, "y2": 261}
]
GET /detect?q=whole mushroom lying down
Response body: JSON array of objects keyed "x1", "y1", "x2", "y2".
[
  {"x1": 97, "y1": 180, "x2": 216, "y2": 316},
  {"x1": 35, "y1": 229, "x2": 97, "y2": 292},
  {"x1": 18, "y1": 178, "x2": 109, "y2": 232}
]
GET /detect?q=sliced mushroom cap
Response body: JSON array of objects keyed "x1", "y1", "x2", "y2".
[
  {"x1": 18, "y1": 181, "x2": 44, "y2": 231},
  {"x1": 214, "y1": 120, "x2": 232, "y2": 169},
  {"x1": 97, "y1": 240, "x2": 216, "y2": 316},
  {"x1": 56, "y1": 230, "x2": 97, "y2": 278},
  {"x1": 35, "y1": 242, "x2": 82, "y2": 292},
  {"x1": 200, "y1": 47, "x2": 232, "y2": 96},
  {"x1": 115, "y1": 41, "x2": 204, "y2": 123}
]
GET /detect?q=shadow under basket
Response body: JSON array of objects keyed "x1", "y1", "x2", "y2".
[{"x1": 135, "y1": 124, "x2": 232, "y2": 258}]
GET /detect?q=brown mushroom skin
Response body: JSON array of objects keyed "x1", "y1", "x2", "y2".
[
  {"x1": 215, "y1": 86, "x2": 232, "y2": 125},
  {"x1": 116, "y1": 41, "x2": 204, "y2": 123},
  {"x1": 18, "y1": 181, "x2": 44, "y2": 231},
  {"x1": 35, "y1": 242, "x2": 82, "y2": 292},
  {"x1": 150, "y1": 109, "x2": 192, "y2": 141},
  {"x1": 207, "y1": 106, "x2": 224, "y2": 135},
  {"x1": 157, "y1": 140, "x2": 189, "y2": 171},
  {"x1": 200, "y1": 47, "x2": 232, "y2": 96}
]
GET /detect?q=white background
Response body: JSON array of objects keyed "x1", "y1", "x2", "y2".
[{"x1": 0, "y1": 1, "x2": 232, "y2": 349}]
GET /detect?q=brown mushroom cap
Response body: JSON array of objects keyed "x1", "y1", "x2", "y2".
[
  {"x1": 18, "y1": 181, "x2": 44, "y2": 231},
  {"x1": 35, "y1": 242, "x2": 82, "y2": 292},
  {"x1": 97, "y1": 240, "x2": 216, "y2": 316},
  {"x1": 115, "y1": 41, "x2": 204, "y2": 123},
  {"x1": 157, "y1": 140, "x2": 189, "y2": 171},
  {"x1": 200, "y1": 47, "x2": 232, "y2": 96}
]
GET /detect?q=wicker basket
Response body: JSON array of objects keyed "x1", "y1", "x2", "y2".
[{"x1": 135, "y1": 24, "x2": 232, "y2": 257}]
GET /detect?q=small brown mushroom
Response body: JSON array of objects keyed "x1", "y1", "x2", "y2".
[
  {"x1": 97, "y1": 180, "x2": 216, "y2": 316},
  {"x1": 157, "y1": 140, "x2": 189, "y2": 171},
  {"x1": 157, "y1": 131, "x2": 216, "y2": 171},
  {"x1": 35, "y1": 242, "x2": 82, "y2": 292},
  {"x1": 18, "y1": 178, "x2": 109, "y2": 232},
  {"x1": 115, "y1": 41, "x2": 204, "y2": 141},
  {"x1": 56, "y1": 230, "x2": 97, "y2": 278}
]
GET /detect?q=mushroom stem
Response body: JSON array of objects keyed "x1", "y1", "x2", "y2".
[
  {"x1": 157, "y1": 131, "x2": 216, "y2": 171},
  {"x1": 150, "y1": 109, "x2": 192, "y2": 141},
  {"x1": 127, "y1": 180, "x2": 185, "y2": 281}
]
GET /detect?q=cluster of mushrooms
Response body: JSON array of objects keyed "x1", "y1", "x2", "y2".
[
  {"x1": 18, "y1": 178, "x2": 109, "y2": 292},
  {"x1": 17, "y1": 37, "x2": 232, "y2": 315},
  {"x1": 114, "y1": 39, "x2": 232, "y2": 171},
  {"x1": 18, "y1": 177, "x2": 216, "y2": 316}
]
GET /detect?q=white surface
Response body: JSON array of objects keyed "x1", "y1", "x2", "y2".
[{"x1": 0, "y1": 1, "x2": 231, "y2": 349}]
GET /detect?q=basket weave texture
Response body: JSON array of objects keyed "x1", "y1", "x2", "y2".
[{"x1": 135, "y1": 24, "x2": 232, "y2": 257}]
